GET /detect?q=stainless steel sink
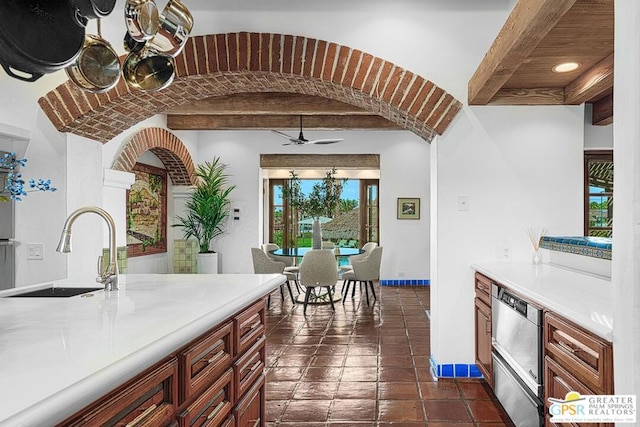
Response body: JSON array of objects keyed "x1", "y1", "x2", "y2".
[{"x1": 6, "y1": 287, "x2": 102, "y2": 298}]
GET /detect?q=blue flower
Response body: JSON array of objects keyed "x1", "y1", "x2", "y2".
[{"x1": 1, "y1": 152, "x2": 56, "y2": 202}]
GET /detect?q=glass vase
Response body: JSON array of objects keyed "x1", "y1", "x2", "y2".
[{"x1": 532, "y1": 249, "x2": 542, "y2": 265}]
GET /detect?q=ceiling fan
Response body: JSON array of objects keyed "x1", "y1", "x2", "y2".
[{"x1": 271, "y1": 116, "x2": 344, "y2": 145}]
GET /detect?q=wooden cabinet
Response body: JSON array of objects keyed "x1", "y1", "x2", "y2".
[
  {"x1": 474, "y1": 272, "x2": 493, "y2": 386},
  {"x1": 544, "y1": 312, "x2": 614, "y2": 427},
  {"x1": 234, "y1": 375, "x2": 265, "y2": 427},
  {"x1": 58, "y1": 358, "x2": 178, "y2": 427},
  {"x1": 58, "y1": 298, "x2": 267, "y2": 427}
]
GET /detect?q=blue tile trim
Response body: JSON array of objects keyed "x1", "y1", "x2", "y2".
[
  {"x1": 540, "y1": 236, "x2": 612, "y2": 260},
  {"x1": 380, "y1": 279, "x2": 430, "y2": 286},
  {"x1": 430, "y1": 354, "x2": 484, "y2": 379}
]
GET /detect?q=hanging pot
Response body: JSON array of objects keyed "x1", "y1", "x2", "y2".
[
  {"x1": 66, "y1": 20, "x2": 120, "y2": 93},
  {"x1": 147, "y1": 0, "x2": 194, "y2": 57},
  {"x1": 122, "y1": 49, "x2": 175, "y2": 92},
  {"x1": 0, "y1": 0, "x2": 85, "y2": 82},
  {"x1": 70, "y1": 0, "x2": 117, "y2": 26},
  {"x1": 125, "y1": 0, "x2": 160, "y2": 42},
  {"x1": 124, "y1": 32, "x2": 146, "y2": 53}
]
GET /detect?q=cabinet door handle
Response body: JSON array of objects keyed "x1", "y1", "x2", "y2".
[
  {"x1": 125, "y1": 404, "x2": 157, "y2": 427},
  {"x1": 251, "y1": 418, "x2": 261, "y2": 427},
  {"x1": 208, "y1": 349, "x2": 225, "y2": 364},
  {"x1": 249, "y1": 360, "x2": 262, "y2": 372},
  {"x1": 484, "y1": 318, "x2": 491, "y2": 335},
  {"x1": 558, "y1": 341, "x2": 576, "y2": 354},
  {"x1": 206, "y1": 401, "x2": 226, "y2": 420}
]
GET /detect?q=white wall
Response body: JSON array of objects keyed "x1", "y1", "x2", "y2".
[
  {"x1": 431, "y1": 105, "x2": 584, "y2": 364},
  {"x1": 584, "y1": 104, "x2": 613, "y2": 150},
  {"x1": 194, "y1": 130, "x2": 430, "y2": 278}
]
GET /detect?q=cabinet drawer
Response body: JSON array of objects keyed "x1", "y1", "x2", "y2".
[
  {"x1": 474, "y1": 272, "x2": 492, "y2": 305},
  {"x1": 179, "y1": 321, "x2": 233, "y2": 403},
  {"x1": 221, "y1": 415, "x2": 235, "y2": 427},
  {"x1": 234, "y1": 299, "x2": 265, "y2": 357},
  {"x1": 544, "y1": 313, "x2": 613, "y2": 394},
  {"x1": 178, "y1": 368, "x2": 234, "y2": 427},
  {"x1": 58, "y1": 358, "x2": 178, "y2": 427},
  {"x1": 233, "y1": 374, "x2": 265, "y2": 427},
  {"x1": 234, "y1": 336, "x2": 266, "y2": 402},
  {"x1": 474, "y1": 297, "x2": 492, "y2": 387},
  {"x1": 544, "y1": 356, "x2": 612, "y2": 427}
]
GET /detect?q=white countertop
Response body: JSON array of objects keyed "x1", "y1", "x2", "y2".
[
  {"x1": 0, "y1": 273, "x2": 285, "y2": 427},
  {"x1": 472, "y1": 262, "x2": 613, "y2": 341}
]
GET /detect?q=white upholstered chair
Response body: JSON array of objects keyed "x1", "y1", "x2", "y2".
[
  {"x1": 342, "y1": 246, "x2": 383, "y2": 306},
  {"x1": 339, "y1": 241, "x2": 378, "y2": 273},
  {"x1": 262, "y1": 243, "x2": 301, "y2": 292},
  {"x1": 251, "y1": 247, "x2": 295, "y2": 306},
  {"x1": 298, "y1": 249, "x2": 339, "y2": 315}
]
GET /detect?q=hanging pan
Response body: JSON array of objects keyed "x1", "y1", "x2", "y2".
[
  {"x1": 66, "y1": 20, "x2": 120, "y2": 93},
  {"x1": 122, "y1": 48, "x2": 175, "y2": 92},
  {"x1": 0, "y1": 0, "x2": 85, "y2": 82},
  {"x1": 70, "y1": 0, "x2": 117, "y2": 26},
  {"x1": 125, "y1": 0, "x2": 160, "y2": 42},
  {"x1": 147, "y1": 0, "x2": 194, "y2": 57}
]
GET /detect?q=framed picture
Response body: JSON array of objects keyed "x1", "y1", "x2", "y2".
[
  {"x1": 127, "y1": 163, "x2": 167, "y2": 257},
  {"x1": 397, "y1": 197, "x2": 420, "y2": 220}
]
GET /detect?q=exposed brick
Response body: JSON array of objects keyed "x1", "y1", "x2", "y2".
[
  {"x1": 351, "y1": 53, "x2": 372, "y2": 90},
  {"x1": 238, "y1": 32, "x2": 249, "y2": 71},
  {"x1": 417, "y1": 87, "x2": 444, "y2": 123},
  {"x1": 261, "y1": 34, "x2": 271, "y2": 71},
  {"x1": 322, "y1": 43, "x2": 338, "y2": 81},
  {"x1": 292, "y1": 36, "x2": 304, "y2": 75},
  {"x1": 249, "y1": 32, "x2": 261, "y2": 71},
  {"x1": 194, "y1": 36, "x2": 207, "y2": 74},
  {"x1": 426, "y1": 93, "x2": 453, "y2": 129},
  {"x1": 227, "y1": 33, "x2": 238, "y2": 72},
  {"x1": 313, "y1": 40, "x2": 327, "y2": 79},
  {"x1": 374, "y1": 61, "x2": 394, "y2": 98},
  {"x1": 216, "y1": 34, "x2": 228, "y2": 71},
  {"x1": 333, "y1": 47, "x2": 350, "y2": 85},
  {"x1": 382, "y1": 67, "x2": 404, "y2": 105},
  {"x1": 434, "y1": 99, "x2": 463, "y2": 135},
  {"x1": 282, "y1": 35, "x2": 294, "y2": 74},
  {"x1": 361, "y1": 57, "x2": 382, "y2": 94},
  {"x1": 271, "y1": 34, "x2": 282, "y2": 73},
  {"x1": 302, "y1": 38, "x2": 316, "y2": 77},
  {"x1": 408, "y1": 81, "x2": 435, "y2": 117}
]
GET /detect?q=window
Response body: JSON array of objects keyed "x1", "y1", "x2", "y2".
[
  {"x1": 267, "y1": 177, "x2": 379, "y2": 248},
  {"x1": 584, "y1": 151, "x2": 613, "y2": 237}
]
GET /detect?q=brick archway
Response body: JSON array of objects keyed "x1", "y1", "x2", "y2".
[
  {"x1": 39, "y1": 32, "x2": 462, "y2": 144},
  {"x1": 113, "y1": 127, "x2": 196, "y2": 185}
]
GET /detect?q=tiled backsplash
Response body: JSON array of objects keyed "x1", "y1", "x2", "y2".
[
  {"x1": 380, "y1": 279, "x2": 430, "y2": 286},
  {"x1": 540, "y1": 236, "x2": 612, "y2": 260},
  {"x1": 173, "y1": 239, "x2": 198, "y2": 273},
  {"x1": 101, "y1": 246, "x2": 128, "y2": 273}
]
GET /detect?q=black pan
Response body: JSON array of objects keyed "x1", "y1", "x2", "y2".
[
  {"x1": 70, "y1": 0, "x2": 117, "y2": 25},
  {"x1": 0, "y1": 0, "x2": 85, "y2": 82}
]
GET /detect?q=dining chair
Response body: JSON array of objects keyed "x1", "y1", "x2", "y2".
[
  {"x1": 262, "y1": 243, "x2": 301, "y2": 293},
  {"x1": 339, "y1": 241, "x2": 378, "y2": 273},
  {"x1": 250, "y1": 247, "x2": 295, "y2": 306},
  {"x1": 342, "y1": 246, "x2": 383, "y2": 306},
  {"x1": 298, "y1": 249, "x2": 339, "y2": 315}
]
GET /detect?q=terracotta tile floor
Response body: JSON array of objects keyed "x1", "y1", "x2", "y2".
[{"x1": 264, "y1": 282, "x2": 515, "y2": 426}]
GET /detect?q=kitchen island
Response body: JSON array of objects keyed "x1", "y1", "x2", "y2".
[{"x1": 0, "y1": 273, "x2": 285, "y2": 427}]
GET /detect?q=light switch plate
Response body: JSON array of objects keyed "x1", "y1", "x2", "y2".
[{"x1": 27, "y1": 243, "x2": 44, "y2": 260}]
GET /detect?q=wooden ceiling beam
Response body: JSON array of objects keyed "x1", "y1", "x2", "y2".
[
  {"x1": 487, "y1": 88, "x2": 565, "y2": 105},
  {"x1": 591, "y1": 93, "x2": 613, "y2": 126},
  {"x1": 564, "y1": 53, "x2": 614, "y2": 105},
  {"x1": 166, "y1": 114, "x2": 401, "y2": 131},
  {"x1": 468, "y1": 0, "x2": 578, "y2": 105},
  {"x1": 164, "y1": 92, "x2": 368, "y2": 116}
]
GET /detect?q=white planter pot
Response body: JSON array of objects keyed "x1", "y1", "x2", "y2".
[{"x1": 197, "y1": 252, "x2": 219, "y2": 274}]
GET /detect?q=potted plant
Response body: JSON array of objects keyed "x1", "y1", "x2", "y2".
[
  {"x1": 173, "y1": 157, "x2": 235, "y2": 273},
  {"x1": 283, "y1": 168, "x2": 346, "y2": 249}
]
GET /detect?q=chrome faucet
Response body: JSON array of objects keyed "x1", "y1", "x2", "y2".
[{"x1": 56, "y1": 206, "x2": 119, "y2": 291}]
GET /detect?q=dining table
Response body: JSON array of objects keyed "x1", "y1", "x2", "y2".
[{"x1": 268, "y1": 246, "x2": 365, "y2": 304}]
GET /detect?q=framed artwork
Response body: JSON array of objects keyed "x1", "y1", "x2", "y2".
[
  {"x1": 397, "y1": 197, "x2": 420, "y2": 220},
  {"x1": 127, "y1": 163, "x2": 167, "y2": 257}
]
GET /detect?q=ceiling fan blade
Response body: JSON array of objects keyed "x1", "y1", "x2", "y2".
[
  {"x1": 307, "y1": 138, "x2": 344, "y2": 145},
  {"x1": 271, "y1": 129, "x2": 296, "y2": 141}
]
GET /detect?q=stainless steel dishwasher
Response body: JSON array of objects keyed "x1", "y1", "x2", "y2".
[{"x1": 492, "y1": 283, "x2": 544, "y2": 427}]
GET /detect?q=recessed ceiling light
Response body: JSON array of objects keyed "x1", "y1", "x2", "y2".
[{"x1": 552, "y1": 62, "x2": 581, "y2": 73}]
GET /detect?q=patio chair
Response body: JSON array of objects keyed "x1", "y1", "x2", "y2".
[
  {"x1": 340, "y1": 241, "x2": 378, "y2": 273},
  {"x1": 298, "y1": 249, "x2": 339, "y2": 315},
  {"x1": 251, "y1": 247, "x2": 295, "y2": 306},
  {"x1": 342, "y1": 246, "x2": 383, "y2": 306}
]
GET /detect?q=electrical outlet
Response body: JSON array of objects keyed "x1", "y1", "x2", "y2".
[
  {"x1": 496, "y1": 244, "x2": 511, "y2": 260},
  {"x1": 27, "y1": 243, "x2": 44, "y2": 260}
]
